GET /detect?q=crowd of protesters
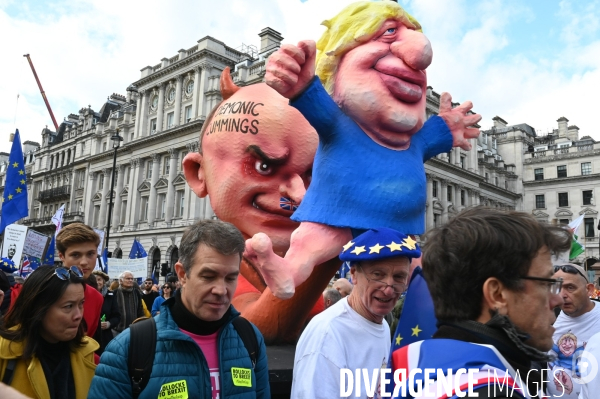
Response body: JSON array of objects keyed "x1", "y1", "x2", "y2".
[{"x1": 0, "y1": 208, "x2": 599, "y2": 398}]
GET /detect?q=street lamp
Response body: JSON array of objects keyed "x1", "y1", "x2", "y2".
[{"x1": 105, "y1": 129, "x2": 123, "y2": 255}]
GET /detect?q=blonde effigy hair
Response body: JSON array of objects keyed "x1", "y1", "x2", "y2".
[{"x1": 316, "y1": 1, "x2": 422, "y2": 94}]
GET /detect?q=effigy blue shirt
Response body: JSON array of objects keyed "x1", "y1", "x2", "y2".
[{"x1": 290, "y1": 77, "x2": 452, "y2": 235}]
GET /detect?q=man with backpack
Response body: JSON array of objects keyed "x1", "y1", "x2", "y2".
[{"x1": 88, "y1": 219, "x2": 270, "y2": 399}]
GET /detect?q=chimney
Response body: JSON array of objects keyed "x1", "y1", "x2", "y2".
[
  {"x1": 492, "y1": 116, "x2": 507, "y2": 128},
  {"x1": 557, "y1": 117, "x2": 569, "y2": 138},
  {"x1": 568, "y1": 125, "x2": 580, "y2": 141},
  {"x1": 259, "y1": 27, "x2": 283, "y2": 53}
]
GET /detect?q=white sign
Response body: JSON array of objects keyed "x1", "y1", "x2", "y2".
[
  {"x1": 2, "y1": 224, "x2": 28, "y2": 264},
  {"x1": 106, "y1": 257, "x2": 147, "y2": 279},
  {"x1": 23, "y1": 229, "x2": 50, "y2": 259},
  {"x1": 94, "y1": 228, "x2": 105, "y2": 254}
]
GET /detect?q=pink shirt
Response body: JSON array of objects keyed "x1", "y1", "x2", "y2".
[{"x1": 180, "y1": 329, "x2": 220, "y2": 399}]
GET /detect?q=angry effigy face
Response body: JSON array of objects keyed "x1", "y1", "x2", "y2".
[{"x1": 183, "y1": 81, "x2": 318, "y2": 255}]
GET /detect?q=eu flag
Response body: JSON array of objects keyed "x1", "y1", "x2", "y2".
[
  {"x1": 0, "y1": 130, "x2": 29, "y2": 233},
  {"x1": 385, "y1": 266, "x2": 437, "y2": 396},
  {"x1": 44, "y1": 235, "x2": 56, "y2": 265},
  {"x1": 129, "y1": 240, "x2": 147, "y2": 259}
]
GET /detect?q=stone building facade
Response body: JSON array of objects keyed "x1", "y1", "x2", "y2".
[{"x1": 1, "y1": 27, "x2": 598, "y2": 280}]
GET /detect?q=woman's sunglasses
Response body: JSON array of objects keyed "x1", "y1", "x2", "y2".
[{"x1": 53, "y1": 266, "x2": 84, "y2": 280}]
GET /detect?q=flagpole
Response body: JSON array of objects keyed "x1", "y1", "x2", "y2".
[{"x1": 105, "y1": 129, "x2": 123, "y2": 254}]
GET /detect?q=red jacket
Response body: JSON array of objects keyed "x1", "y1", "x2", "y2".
[{"x1": 84, "y1": 284, "x2": 103, "y2": 338}]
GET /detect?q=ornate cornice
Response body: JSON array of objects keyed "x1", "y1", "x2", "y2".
[
  {"x1": 524, "y1": 149, "x2": 600, "y2": 165},
  {"x1": 523, "y1": 173, "x2": 600, "y2": 186}
]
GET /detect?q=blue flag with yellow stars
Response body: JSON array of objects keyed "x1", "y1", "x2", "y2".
[
  {"x1": 0, "y1": 130, "x2": 29, "y2": 234},
  {"x1": 385, "y1": 266, "x2": 437, "y2": 396},
  {"x1": 43, "y1": 234, "x2": 56, "y2": 266},
  {"x1": 129, "y1": 239, "x2": 147, "y2": 259}
]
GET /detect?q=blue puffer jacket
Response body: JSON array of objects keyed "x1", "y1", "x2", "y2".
[{"x1": 88, "y1": 300, "x2": 270, "y2": 399}]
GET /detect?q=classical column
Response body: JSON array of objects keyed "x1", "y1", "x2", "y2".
[
  {"x1": 127, "y1": 158, "x2": 142, "y2": 228},
  {"x1": 191, "y1": 66, "x2": 201, "y2": 119},
  {"x1": 197, "y1": 62, "x2": 212, "y2": 119},
  {"x1": 138, "y1": 90, "x2": 149, "y2": 137},
  {"x1": 440, "y1": 179, "x2": 448, "y2": 223},
  {"x1": 134, "y1": 92, "x2": 142, "y2": 138},
  {"x1": 84, "y1": 173, "x2": 97, "y2": 226},
  {"x1": 68, "y1": 170, "x2": 76, "y2": 213},
  {"x1": 112, "y1": 165, "x2": 124, "y2": 230},
  {"x1": 156, "y1": 83, "x2": 166, "y2": 133},
  {"x1": 165, "y1": 149, "x2": 178, "y2": 225},
  {"x1": 98, "y1": 169, "x2": 111, "y2": 228},
  {"x1": 174, "y1": 76, "x2": 183, "y2": 127},
  {"x1": 147, "y1": 154, "x2": 161, "y2": 226},
  {"x1": 426, "y1": 174, "x2": 434, "y2": 231}
]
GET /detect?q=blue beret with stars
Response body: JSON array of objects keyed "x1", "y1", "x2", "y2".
[
  {"x1": 339, "y1": 228, "x2": 421, "y2": 262},
  {"x1": 0, "y1": 257, "x2": 17, "y2": 273}
]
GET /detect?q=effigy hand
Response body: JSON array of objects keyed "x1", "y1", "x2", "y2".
[
  {"x1": 438, "y1": 92, "x2": 482, "y2": 151},
  {"x1": 266, "y1": 40, "x2": 316, "y2": 100}
]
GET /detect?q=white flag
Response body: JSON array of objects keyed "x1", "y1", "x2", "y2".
[
  {"x1": 568, "y1": 214, "x2": 585, "y2": 235},
  {"x1": 51, "y1": 205, "x2": 66, "y2": 235}
]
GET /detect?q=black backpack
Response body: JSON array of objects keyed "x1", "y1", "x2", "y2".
[{"x1": 128, "y1": 316, "x2": 259, "y2": 399}]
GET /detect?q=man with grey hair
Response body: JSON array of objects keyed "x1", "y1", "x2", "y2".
[
  {"x1": 547, "y1": 263, "x2": 600, "y2": 398},
  {"x1": 113, "y1": 270, "x2": 144, "y2": 334},
  {"x1": 90, "y1": 219, "x2": 270, "y2": 399},
  {"x1": 323, "y1": 288, "x2": 342, "y2": 309}
]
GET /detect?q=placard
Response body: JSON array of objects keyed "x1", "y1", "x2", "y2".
[
  {"x1": 23, "y1": 229, "x2": 50, "y2": 259},
  {"x1": 2, "y1": 224, "x2": 28, "y2": 263},
  {"x1": 106, "y1": 257, "x2": 148, "y2": 279},
  {"x1": 94, "y1": 228, "x2": 105, "y2": 254}
]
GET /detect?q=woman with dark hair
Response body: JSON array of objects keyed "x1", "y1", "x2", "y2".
[
  {"x1": 150, "y1": 282, "x2": 174, "y2": 317},
  {"x1": 92, "y1": 271, "x2": 120, "y2": 354},
  {"x1": 0, "y1": 266, "x2": 98, "y2": 399}
]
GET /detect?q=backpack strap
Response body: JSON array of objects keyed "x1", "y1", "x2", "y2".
[
  {"x1": 128, "y1": 317, "x2": 156, "y2": 399},
  {"x1": 232, "y1": 316, "x2": 259, "y2": 368},
  {"x1": 1, "y1": 359, "x2": 17, "y2": 386}
]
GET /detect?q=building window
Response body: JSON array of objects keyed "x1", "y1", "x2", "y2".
[
  {"x1": 124, "y1": 166, "x2": 130, "y2": 185},
  {"x1": 120, "y1": 200, "x2": 127, "y2": 224},
  {"x1": 534, "y1": 168, "x2": 544, "y2": 181},
  {"x1": 102, "y1": 142, "x2": 107, "y2": 152},
  {"x1": 558, "y1": 192, "x2": 569, "y2": 207},
  {"x1": 460, "y1": 190, "x2": 465, "y2": 206},
  {"x1": 505, "y1": 181, "x2": 508, "y2": 190},
  {"x1": 167, "y1": 112, "x2": 174, "y2": 128},
  {"x1": 584, "y1": 217, "x2": 595, "y2": 238},
  {"x1": 76, "y1": 200, "x2": 82, "y2": 212},
  {"x1": 93, "y1": 205, "x2": 100, "y2": 227},
  {"x1": 483, "y1": 133, "x2": 487, "y2": 144},
  {"x1": 492, "y1": 138, "x2": 497, "y2": 149},
  {"x1": 447, "y1": 185, "x2": 452, "y2": 202},
  {"x1": 176, "y1": 190, "x2": 185, "y2": 217},
  {"x1": 433, "y1": 213, "x2": 440, "y2": 227},
  {"x1": 557, "y1": 165, "x2": 567, "y2": 178},
  {"x1": 447, "y1": 152, "x2": 452, "y2": 164},
  {"x1": 157, "y1": 194, "x2": 166, "y2": 219},
  {"x1": 185, "y1": 105, "x2": 192, "y2": 123},
  {"x1": 186, "y1": 80, "x2": 194, "y2": 95},
  {"x1": 163, "y1": 156, "x2": 170, "y2": 176},
  {"x1": 98, "y1": 174, "x2": 104, "y2": 190},
  {"x1": 432, "y1": 181, "x2": 438, "y2": 198},
  {"x1": 535, "y1": 194, "x2": 545, "y2": 209},
  {"x1": 485, "y1": 173, "x2": 489, "y2": 182},
  {"x1": 494, "y1": 177, "x2": 498, "y2": 186},
  {"x1": 179, "y1": 151, "x2": 188, "y2": 171},
  {"x1": 559, "y1": 219, "x2": 570, "y2": 225},
  {"x1": 460, "y1": 156, "x2": 465, "y2": 169},
  {"x1": 146, "y1": 161, "x2": 153, "y2": 179},
  {"x1": 167, "y1": 88, "x2": 176, "y2": 103},
  {"x1": 150, "y1": 119, "x2": 157, "y2": 134},
  {"x1": 583, "y1": 190, "x2": 593, "y2": 206},
  {"x1": 141, "y1": 197, "x2": 149, "y2": 221},
  {"x1": 582, "y1": 162, "x2": 592, "y2": 176}
]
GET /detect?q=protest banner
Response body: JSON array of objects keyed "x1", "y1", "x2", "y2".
[{"x1": 106, "y1": 257, "x2": 147, "y2": 279}]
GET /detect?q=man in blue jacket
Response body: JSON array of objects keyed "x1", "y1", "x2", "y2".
[{"x1": 89, "y1": 219, "x2": 270, "y2": 399}]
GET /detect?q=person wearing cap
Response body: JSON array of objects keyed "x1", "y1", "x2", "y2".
[
  {"x1": 546, "y1": 263, "x2": 600, "y2": 398},
  {"x1": 291, "y1": 228, "x2": 419, "y2": 398},
  {"x1": 91, "y1": 270, "x2": 121, "y2": 355}
]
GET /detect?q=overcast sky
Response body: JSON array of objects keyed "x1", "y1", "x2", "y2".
[{"x1": 1, "y1": 0, "x2": 598, "y2": 153}]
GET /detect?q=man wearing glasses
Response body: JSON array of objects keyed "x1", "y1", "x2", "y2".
[
  {"x1": 291, "y1": 228, "x2": 420, "y2": 398},
  {"x1": 391, "y1": 207, "x2": 571, "y2": 397},
  {"x1": 546, "y1": 263, "x2": 600, "y2": 398}
]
